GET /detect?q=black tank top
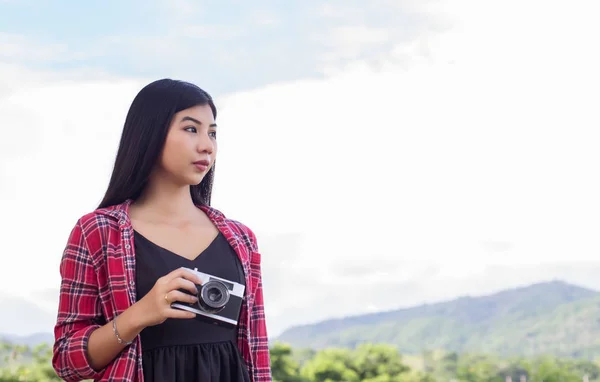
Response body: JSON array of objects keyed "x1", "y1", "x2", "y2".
[{"x1": 134, "y1": 230, "x2": 250, "y2": 382}]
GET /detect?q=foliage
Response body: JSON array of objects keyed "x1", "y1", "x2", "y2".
[
  {"x1": 0, "y1": 342, "x2": 61, "y2": 382},
  {"x1": 2, "y1": 339, "x2": 600, "y2": 381},
  {"x1": 269, "y1": 341, "x2": 600, "y2": 382},
  {"x1": 270, "y1": 342, "x2": 307, "y2": 382}
]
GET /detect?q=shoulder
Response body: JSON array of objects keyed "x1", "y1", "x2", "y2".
[
  {"x1": 68, "y1": 202, "x2": 125, "y2": 251},
  {"x1": 77, "y1": 205, "x2": 121, "y2": 233},
  {"x1": 200, "y1": 204, "x2": 259, "y2": 252},
  {"x1": 76, "y1": 210, "x2": 116, "y2": 232},
  {"x1": 226, "y1": 218, "x2": 259, "y2": 251}
]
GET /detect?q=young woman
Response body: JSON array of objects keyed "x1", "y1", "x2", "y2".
[{"x1": 52, "y1": 79, "x2": 272, "y2": 382}]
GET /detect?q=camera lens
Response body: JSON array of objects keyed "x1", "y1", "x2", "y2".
[
  {"x1": 208, "y1": 289, "x2": 222, "y2": 302},
  {"x1": 198, "y1": 280, "x2": 230, "y2": 313}
]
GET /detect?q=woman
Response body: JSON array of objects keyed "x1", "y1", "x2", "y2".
[{"x1": 52, "y1": 79, "x2": 272, "y2": 382}]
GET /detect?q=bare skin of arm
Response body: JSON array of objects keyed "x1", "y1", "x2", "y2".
[{"x1": 86, "y1": 268, "x2": 201, "y2": 370}]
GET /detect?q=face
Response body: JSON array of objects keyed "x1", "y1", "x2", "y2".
[{"x1": 156, "y1": 104, "x2": 217, "y2": 186}]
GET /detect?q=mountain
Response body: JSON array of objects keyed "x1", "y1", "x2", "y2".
[
  {"x1": 0, "y1": 295, "x2": 56, "y2": 335},
  {"x1": 0, "y1": 291, "x2": 56, "y2": 346},
  {"x1": 275, "y1": 280, "x2": 600, "y2": 359},
  {"x1": 0, "y1": 332, "x2": 54, "y2": 347}
]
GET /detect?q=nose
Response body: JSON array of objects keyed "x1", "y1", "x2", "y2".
[{"x1": 196, "y1": 130, "x2": 214, "y2": 154}]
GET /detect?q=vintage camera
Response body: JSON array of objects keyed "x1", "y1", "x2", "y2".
[{"x1": 171, "y1": 267, "x2": 245, "y2": 326}]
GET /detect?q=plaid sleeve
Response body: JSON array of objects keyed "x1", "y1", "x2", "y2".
[
  {"x1": 247, "y1": 230, "x2": 273, "y2": 382},
  {"x1": 52, "y1": 220, "x2": 105, "y2": 381}
]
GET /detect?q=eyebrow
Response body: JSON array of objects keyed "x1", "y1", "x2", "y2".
[{"x1": 181, "y1": 116, "x2": 217, "y2": 128}]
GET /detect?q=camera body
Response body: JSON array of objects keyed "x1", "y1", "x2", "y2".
[{"x1": 171, "y1": 267, "x2": 246, "y2": 326}]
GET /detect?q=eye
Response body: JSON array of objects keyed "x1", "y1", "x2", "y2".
[
  {"x1": 209, "y1": 131, "x2": 217, "y2": 138},
  {"x1": 184, "y1": 126, "x2": 197, "y2": 133}
]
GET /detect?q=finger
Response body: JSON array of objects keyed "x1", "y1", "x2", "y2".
[
  {"x1": 168, "y1": 277, "x2": 199, "y2": 296},
  {"x1": 167, "y1": 290, "x2": 198, "y2": 305},
  {"x1": 167, "y1": 267, "x2": 203, "y2": 285},
  {"x1": 166, "y1": 308, "x2": 196, "y2": 320}
]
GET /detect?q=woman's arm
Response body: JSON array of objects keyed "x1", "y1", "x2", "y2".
[
  {"x1": 250, "y1": 265, "x2": 272, "y2": 382},
  {"x1": 246, "y1": 229, "x2": 273, "y2": 382},
  {"x1": 84, "y1": 302, "x2": 145, "y2": 370},
  {"x1": 53, "y1": 221, "x2": 200, "y2": 381},
  {"x1": 85, "y1": 267, "x2": 200, "y2": 370},
  {"x1": 52, "y1": 221, "x2": 107, "y2": 382}
]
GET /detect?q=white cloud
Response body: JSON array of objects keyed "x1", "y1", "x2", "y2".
[
  {"x1": 0, "y1": 33, "x2": 104, "y2": 63},
  {"x1": 179, "y1": 25, "x2": 244, "y2": 40},
  {"x1": 1, "y1": 0, "x2": 600, "y2": 338},
  {"x1": 319, "y1": 25, "x2": 391, "y2": 63},
  {"x1": 0, "y1": 79, "x2": 147, "y2": 301},
  {"x1": 0, "y1": 33, "x2": 68, "y2": 62},
  {"x1": 247, "y1": 9, "x2": 282, "y2": 28},
  {"x1": 212, "y1": 0, "x2": 600, "y2": 335},
  {"x1": 160, "y1": 0, "x2": 203, "y2": 22}
]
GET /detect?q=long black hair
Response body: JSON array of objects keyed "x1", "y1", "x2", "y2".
[{"x1": 98, "y1": 78, "x2": 217, "y2": 209}]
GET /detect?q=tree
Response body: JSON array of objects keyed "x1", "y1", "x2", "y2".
[
  {"x1": 300, "y1": 344, "x2": 417, "y2": 382},
  {"x1": 353, "y1": 344, "x2": 411, "y2": 382},
  {"x1": 0, "y1": 341, "x2": 61, "y2": 382},
  {"x1": 301, "y1": 348, "x2": 360, "y2": 382},
  {"x1": 522, "y1": 356, "x2": 582, "y2": 382},
  {"x1": 270, "y1": 342, "x2": 307, "y2": 382},
  {"x1": 568, "y1": 360, "x2": 600, "y2": 380},
  {"x1": 456, "y1": 354, "x2": 503, "y2": 382}
]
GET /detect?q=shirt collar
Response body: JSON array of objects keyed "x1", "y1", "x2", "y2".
[{"x1": 97, "y1": 198, "x2": 226, "y2": 226}]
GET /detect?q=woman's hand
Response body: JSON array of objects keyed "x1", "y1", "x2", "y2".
[
  {"x1": 84, "y1": 267, "x2": 202, "y2": 371},
  {"x1": 135, "y1": 267, "x2": 202, "y2": 327}
]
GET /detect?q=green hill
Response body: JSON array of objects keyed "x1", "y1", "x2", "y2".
[{"x1": 275, "y1": 280, "x2": 600, "y2": 359}]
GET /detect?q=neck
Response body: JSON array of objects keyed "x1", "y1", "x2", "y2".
[{"x1": 133, "y1": 175, "x2": 199, "y2": 222}]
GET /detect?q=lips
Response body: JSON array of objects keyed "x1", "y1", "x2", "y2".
[{"x1": 193, "y1": 159, "x2": 210, "y2": 172}]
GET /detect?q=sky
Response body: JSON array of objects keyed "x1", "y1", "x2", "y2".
[{"x1": 1, "y1": 0, "x2": 600, "y2": 338}]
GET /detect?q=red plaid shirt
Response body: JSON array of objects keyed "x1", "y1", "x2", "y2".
[{"x1": 52, "y1": 199, "x2": 272, "y2": 382}]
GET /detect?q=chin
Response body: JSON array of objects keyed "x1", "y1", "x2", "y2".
[{"x1": 185, "y1": 174, "x2": 207, "y2": 186}]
